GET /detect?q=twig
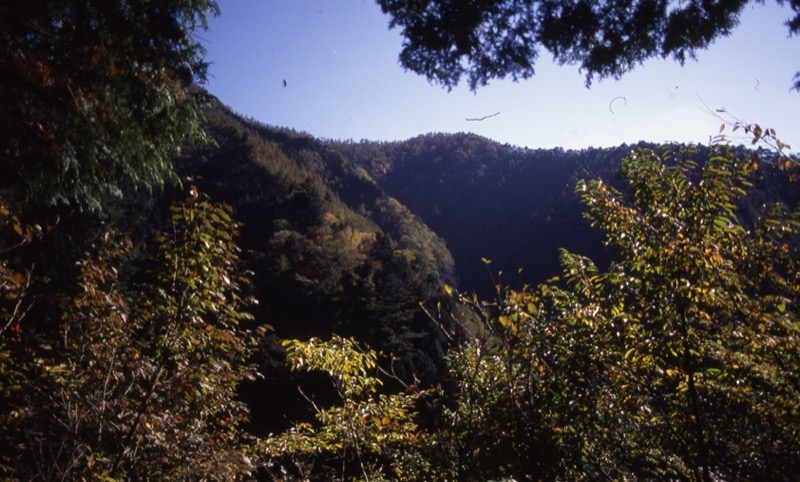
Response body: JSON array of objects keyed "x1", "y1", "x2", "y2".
[{"x1": 466, "y1": 111, "x2": 500, "y2": 121}]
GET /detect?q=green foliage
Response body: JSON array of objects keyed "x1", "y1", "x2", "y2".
[
  {"x1": 432, "y1": 145, "x2": 800, "y2": 480},
  {"x1": 573, "y1": 145, "x2": 800, "y2": 480},
  {"x1": 263, "y1": 336, "x2": 429, "y2": 481},
  {"x1": 377, "y1": 0, "x2": 800, "y2": 90},
  {"x1": 429, "y1": 281, "x2": 611, "y2": 480},
  {"x1": 0, "y1": 0, "x2": 218, "y2": 210},
  {"x1": 0, "y1": 192, "x2": 262, "y2": 480}
]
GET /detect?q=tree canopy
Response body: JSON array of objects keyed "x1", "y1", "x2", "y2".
[
  {"x1": 443, "y1": 144, "x2": 800, "y2": 480},
  {"x1": 377, "y1": 0, "x2": 800, "y2": 90},
  {"x1": 0, "y1": 0, "x2": 218, "y2": 210}
]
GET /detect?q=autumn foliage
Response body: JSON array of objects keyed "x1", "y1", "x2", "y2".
[{"x1": 0, "y1": 193, "x2": 261, "y2": 480}]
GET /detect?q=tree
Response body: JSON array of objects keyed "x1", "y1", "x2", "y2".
[
  {"x1": 572, "y1": 145, "x2": 800, "y2": 480},
  {"x1": 263, "y1": 336, "x2": 429, "y2": 481},
  {"x1": 0, "y1": 201, "x2": 41, "y2": 477},
  {"x1": 0, "y1": 1, "x2": 218, "y2": 210},
  {"x1": 433, "y1": 144, "x2": 800, "y2": 480},
  {"x1": 377, "y1": 0, "x2": 800, "y2": 90},
  {"x1": 430, "y1": 272, "x2": 619, "y2": 480},
  {"x1": 0, "y1": 191, "x2": 263, "y2": 480}
]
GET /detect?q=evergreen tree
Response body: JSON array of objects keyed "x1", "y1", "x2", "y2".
[
  {"x1": 0, "y1": 1, "x2": 218, "y2": 210},
  {"x1": 378, "y1": 0, "x2": 800, "y2": 90}
]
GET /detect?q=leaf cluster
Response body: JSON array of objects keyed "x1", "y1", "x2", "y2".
[
  {"x1": 263, "y1": 336, "x2": 429, "y2": 481},
  {"x1": 0, "y1": 192, "x2": 263, "y2": 480}
]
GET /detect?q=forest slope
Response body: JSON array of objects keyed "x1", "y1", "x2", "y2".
[
  {"x1": 335, "y1": 134, "x2": 799, "y2": 295},
  {"x1": 335, "y1": 134, "x2": 634, "y2": 293}
]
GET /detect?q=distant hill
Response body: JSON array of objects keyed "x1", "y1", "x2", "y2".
[
  {"x1": 179, "y1": 101, "x2": 798, "y2": 346},
  {"x1": 123, "y1": 103, "x2": 459, "y2": 433},
  {"x1": 331, "y1": 134, "x2": 638, "y2": 294},
  {"x1": 338, "y1": 133, "x2": 800, "y2": 296},
  {"x1": 173, "y1": 104, "x2": 461, "y2": 381}
]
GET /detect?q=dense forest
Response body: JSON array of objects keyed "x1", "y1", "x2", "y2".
[
  {"x1": 4, "y1": 96, "x2": 800, "y2": 480},
  {"x1": 3, "y1": 1, "x2": 800, "y2": 481},
  {"x1": 336, "y1": 135, "x2": 630, "y2": 293}
]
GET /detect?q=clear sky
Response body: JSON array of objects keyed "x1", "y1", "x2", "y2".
[{"x1": 201, "y1": 0, "x2": 800, "y2": 150}]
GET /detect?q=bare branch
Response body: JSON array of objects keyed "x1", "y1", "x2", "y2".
[{"x1": 466, "y1": 112, "x2": 500, "y2": 121}]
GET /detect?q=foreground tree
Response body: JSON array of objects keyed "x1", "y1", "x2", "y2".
[
  {"x1": 0, "y1": 192, "x2": 262, "y2": 480},
  {"x1": 434, "y1": 144, "x2": 800, "y2": 480},
  {"x1": 573, "y1": 145, "x2": 800, "y2": 480},
  {"x1": 0, "y1": 1, "x2": 218, "y2": 210},
  {"x1": 263, "y1": 336, "x2": 430, "y2": 481},
  {"x1": 377, "y1": 0, "x2": 800, "y2": 90}
]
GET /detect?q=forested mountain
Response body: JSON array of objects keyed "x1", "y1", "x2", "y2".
[
  {"x1": 334, "y1": 134, "x2": 627, "y2": 293},
  {"x1": 180, "y1": 103, "x2": 457, "y2": 350},
  {"x1": 164, "y1": 104, "x2": 467, "y2": 431},
  {"x1": 140, "y1": 104, "x2": 651, "y2": 432},
  {"x1": 4, "y1": 94, "x2": 799, "y2": 480},
  {"x1": 179, "y1": 103, "x2": 799, "y2": 353},
  {"x1": 4, "y1": 1, "x2": 799, "y2": 478},
  {"x1": 334, "y1": 134, "x2": 800, "y2": 295}
]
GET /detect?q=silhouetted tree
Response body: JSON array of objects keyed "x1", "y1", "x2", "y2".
[{"x1": 377, "y1": 0, "x2": 800, "y2": 90}]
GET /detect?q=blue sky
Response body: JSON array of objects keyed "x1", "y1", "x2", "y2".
[{"x1": 201, "y1": 0, "x2": 800, "y2": 150}]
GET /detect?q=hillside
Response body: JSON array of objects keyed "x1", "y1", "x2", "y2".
[
  {"x1": 172, "y1": 104, "x2": 463, "y2": 391},
  {"x1": 334, "y1": 134, "x2": 799, "y2": 295},
  {"x1": 333, "y1": 134, "x2": 636, "y2": 293}
]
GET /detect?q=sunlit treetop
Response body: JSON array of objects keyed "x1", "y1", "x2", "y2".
[{"x1": 378, "y1": 0, "x2": 800, "y2": 90}]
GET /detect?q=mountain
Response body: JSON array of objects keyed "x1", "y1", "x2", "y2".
[
  {"x1": 333, "y1": 134, "x2": 799, "y2": 296},
  {"x1": 183, "y1": 103, "x2": 456, "y2": 351},
  {"x1": 332, "y1": 134, "x2": 632, "y2": 294},
  {"x1": 105, "y1": 100, "x2": 798, "y2": 435},
  {"x1": 7, "y1": 94, "x2": 796, "y2": 444}
]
